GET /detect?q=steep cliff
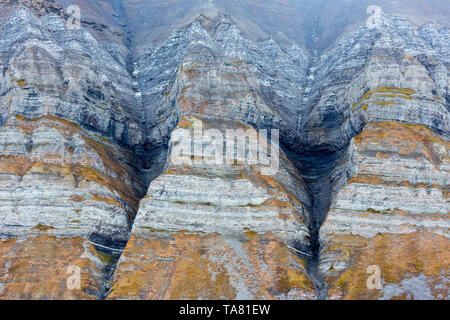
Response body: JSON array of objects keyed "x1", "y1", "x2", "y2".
[
  {"x1": 311, "y1": 14, "x2": 449, "y2": 299},
  {"x1": 0, "y1": 0, "x2": 448, "y2": 300},
  {"x1": 0, "y1": 2, "x2": 149, "y2": 299}
]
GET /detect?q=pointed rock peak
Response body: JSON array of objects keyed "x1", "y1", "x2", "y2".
[
  {"x1": 260, "y1": 38, "x2": 284, "y2": 57},
  {"x1": 192, "y1": 10, "x2": 236, "y2": 34},
  {"x1": 418, "y1": 21, "x2": 440, "y2": 34},
  {"x1": 214, "y1": 11, "x2": 233, "y2": 22},
  {"x1": 177, "y1": 10, "x2": 243, "y2": 45},
  {"x1": 286, "y1": 43, "x2": 309, "y2": 56},
  {"x1": 262, "y1": 38, "x2": 277, "y2": 46},
  {"x1": 193, "y1": 12, "x2": 217, "y2": 35},
  {"x1": 176, "y1": 17, "x2": 212, "y2": 43},
  {"x1": 212, "y1": 10, "x2": 237, "y2": 30},
  {"x1": 420, "y1": 21, "x2": 438, "y2": 29}
]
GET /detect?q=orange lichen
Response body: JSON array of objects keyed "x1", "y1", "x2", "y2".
[
  {"x1": 32, "y1": 224, "x2": 55, "y2": 231},
  {"x1": 378, "y1": 93, "x2": 417, "y2": 100},
  {"x1": 403, "y1": 56, "x2": 415, "y2": 62},
  {"x1": 1, "y1": 115, "x2": 145, "y2": 214},
  {"x1": 349, "y1": 173, "x2": 443, "y2": 191},
  {"x1": 352, "y1": 87, "x2": 417, "y2": 109},
  {"x1": 375, "y1": 151, "x2": 390, "y2": 159},
  {"x1": 11, "y1": 78, "x2": 28, "y2": 87},
  {"x1": 69, "y1": 195, "x2": 85, "y2": 202},
  {"x1": 373, "y1": 101, "x2": 397, "y2": 106},
  {"x1": 0, "y1": 236, "x2": 103, "y2": 299},
  {"x1": 108, "y1": 232, "x2": 315, "y2": 300},
  {"x1": 354, "y1": 121, "x2": 449, "y2": 169},
  {"x1": 92, "y1": 193, "x2": 123, "y2": 208},
  {"x1": 325, "y1": 232, "x2": 450, "y2": 300}
]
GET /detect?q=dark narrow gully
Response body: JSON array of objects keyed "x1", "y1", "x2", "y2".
[
  {"x1": 94, "y1": 144, "x2": 169, "y2": 300},
  {"x1": 286, "y1": 145, "x2": 352, "y2": 300},
  {"x1": 97, "y1": 251, "x2": 122, "y2": 300},
  {"x1": 304, "y1": 178, "x2": 333, "y2": 300},
  {"x1": 95, "y1": 0, "x2": 351, "y2": 300},
  {"x1": 94, "y1": 0, "x2": 177, "y2": 299},
  {"x1": 92, "y1": 0, "x2": 162, "y2": 300}
]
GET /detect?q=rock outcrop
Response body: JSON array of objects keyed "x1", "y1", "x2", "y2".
[
  {"x1": 0, "y1": 4, "x2": 149, "y2": 299},
  {"x1": 109, "y1": 42, "x2": 315, "y2": 299},
  {"x1": 313, "y1": 14, "x2": 449, "y2": 299},
  {"x1": 0, "y1": 1, "x2": 448, "y2": 300}
]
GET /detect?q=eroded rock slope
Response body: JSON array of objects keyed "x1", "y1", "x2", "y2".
[{"x1": 0, "y1": 0, "x2": 448, "y2": 300}]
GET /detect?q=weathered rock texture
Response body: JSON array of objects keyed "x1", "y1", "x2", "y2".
[
  {"x1": 0, "y1": 0, "x2": 448, "y2": 300},
  {"x1": 0, "y1": 2, "x2": 149, "y2": 299},
  {"x1": 320, "y1": 122, "x2": 449, "y2": 299},
  {"x1": 314, "y1": 14, "x2": 449, "y2": 299},
  {"x1": 109, "y1": 43, "x2": 315, "y2": 299}
]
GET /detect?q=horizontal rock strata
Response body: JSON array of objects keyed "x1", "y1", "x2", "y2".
[
  {"x1": 0, "y1": 1, "x2": 448, "y2": 300},
  {"x1": 109, "y1": 43, "x2": 316, "y2": 299}
]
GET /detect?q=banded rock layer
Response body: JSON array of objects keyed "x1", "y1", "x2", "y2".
[
  {"x1": 110, "y1": 43, "x2": 315, "y2": 299},
  {"x1": 0, "y1": 1, "x2": 448, "y2": 300},
  {"x1": 0, "y1": 4, "x2": 149, "y2": 299},
  {"x1": 320, "y1": 121, "x2": 449, "y2": 299},
  {"x1": 312, "y1": 14, "x2": 450, "y2": 299}
]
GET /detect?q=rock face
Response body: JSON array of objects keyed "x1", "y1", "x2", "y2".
[
  {"x1": 0, "y1": 0, "x2": 448, "y2": 300},
  {"x1": 320, "y1": 121, "x2": 449, "y2": 299},
  {"x1": 312, "y1": 14, "x2": 450, "y2": 299},
  {"x1": 0, "y1": 3, "x2": 149, "y2": 299},
  {"x1": 110, "y1": 41, "x2": 315, "y2": 299}
]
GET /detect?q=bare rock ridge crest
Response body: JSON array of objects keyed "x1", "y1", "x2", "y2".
[{"x1": 0, "y1": 0, "x2": 448, "y2": 299}]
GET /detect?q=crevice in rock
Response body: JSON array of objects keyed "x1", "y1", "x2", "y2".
[
  {"x1": 87, "y1": 235, "x2": 124, "y2": 299},
  {"x1": 86, "y1": 0, "x2": 173, "y2": 299},
  {"x1": 284, "y1": 142, "x2": 354, "y2": 299}
]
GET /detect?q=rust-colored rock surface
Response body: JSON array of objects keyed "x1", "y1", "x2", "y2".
[
  {"x1": 0, "y1": 1, "x2": 448, "y2": 300},
  {"x1": 320, "y1": 122, "x2": 449, "y2": 299},
  {"x1": 109, "y1": 232, "x2": 315, "y2": 300}
]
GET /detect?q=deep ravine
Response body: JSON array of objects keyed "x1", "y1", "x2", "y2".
[{"x1": 94, "y1": 2, "x2": 354, "y2": 298}]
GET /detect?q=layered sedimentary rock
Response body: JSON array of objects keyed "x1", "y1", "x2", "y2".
[
  {"x1": 315, "y1": 14, "x2": 449, "y2": 299},
  {"x1": 109, "y1": 40, "x2": 316, "y2": 300},
  {"x1": 0, "y1": 0, "x2": 448, "y2": 300},
  {"x1": 320, "y1": 121, "x2": 449, "y2": 299},
  {"x1": 0, "y1": 0, "x2": 64, "y2": 17},
  {"x1": 136, "y1": 12, "x2": 309, "y2": 150},
  {"x1": 0, "y1": 4, "x2": 149, "y2": 299}
]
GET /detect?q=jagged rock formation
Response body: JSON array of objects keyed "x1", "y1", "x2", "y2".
[
  {"x1": 0, "y1": 0, "x2": 63, "y2": 17},
  {"x1": 0, "y1": 0, "x2": 448, "y2": 300},
  {"x1": 109, "y1": 41, "x2": 315, "y2": 299},
  {"x1": 0, "y1": 3, "x2": 149, "y2": 299},
  {"x1": 311, "y1": 14, "x2": 450, "y2": 299}
]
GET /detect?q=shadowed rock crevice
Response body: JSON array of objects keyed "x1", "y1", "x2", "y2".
[
  {"x1": 284, "y1": 145, "x2": 354, "y2": 299},
  {"x1": 0, "y1": 2, "x2": 170, "y2": 299},
  {"x1": 280, "y1": 11, "x2": 449, "y2": 298},
  {"x1": 0, "y1": 1, "x2": 448, "y2": 300},
  {"x1": 80, "y1": 7, "x2": 450, "y2": 300}
]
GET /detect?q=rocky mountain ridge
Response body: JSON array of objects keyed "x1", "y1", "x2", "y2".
[{"x1": 0, "y1": 0, "x2": 448, "y2": 299}]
